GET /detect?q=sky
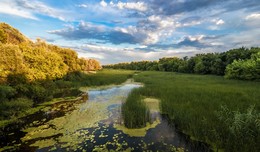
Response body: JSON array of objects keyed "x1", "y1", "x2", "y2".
[{"x1": 0, "y1": 0, "x2": 260, "y2": 64}]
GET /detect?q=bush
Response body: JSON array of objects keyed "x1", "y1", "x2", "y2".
[
  {"x1": 7, "y1": 73, "x2": 28, "y2": 86},
  {"x1": 0, "y1": 85, "x2": 16, "y2": 101},
  {"x1": 29, "y1": 84, "x2": 50, "y2": 103},
  {"x1": 0, "y1": 98, "x2": 33, "y2": 120}
]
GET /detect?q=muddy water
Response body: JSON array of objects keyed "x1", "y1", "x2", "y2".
[{"x1": 0, "y1": 83, "x2": 211, "y2": 152}]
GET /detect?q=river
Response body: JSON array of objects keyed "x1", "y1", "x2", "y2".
[{"x1": 0, "y1": 82, "x2": 211, "y2": 151}]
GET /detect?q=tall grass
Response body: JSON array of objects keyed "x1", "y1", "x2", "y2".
[
  {"x1": 122, "y1": 89, "x2": 150, "y2": 128},
  {"x1": 133, "y1": 71, "x2": 260, "y2": 151}
]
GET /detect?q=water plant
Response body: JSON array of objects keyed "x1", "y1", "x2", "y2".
[{"x1": 122, "y1": 89, "x2": 150, "y2": 128}]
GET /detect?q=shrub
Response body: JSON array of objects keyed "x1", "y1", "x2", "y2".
[
  {"x1": 0, "y1": 98, "x2": 33, "y2": 120},
  {"x1": 0, "y1": 85, "x2": 16, "y2": 101}
]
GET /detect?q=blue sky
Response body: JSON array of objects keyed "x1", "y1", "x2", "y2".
[{"x1": 0, "y1": 0, "x2": 260, "y2": 64}]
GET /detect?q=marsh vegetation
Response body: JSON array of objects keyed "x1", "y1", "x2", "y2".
[{"x1": 129, "y1": 71, "x2": 260, "y2": 152}]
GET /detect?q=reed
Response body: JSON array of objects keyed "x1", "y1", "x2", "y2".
[
  {"x1": 122, "y1": 88, "x2": 150, "y2": 128},
  {"x1": 133, "y1": 71, "x2": 260, "y2": 151}
]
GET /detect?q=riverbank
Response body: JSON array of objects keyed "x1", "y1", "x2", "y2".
[{"x1": 0, "y1": 69, "x2": 136, "y2": 129}]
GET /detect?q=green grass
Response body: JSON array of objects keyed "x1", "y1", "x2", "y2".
[
  {"x1": 122, "y1": 89, "x2": 150, "y2": 128},
  {"x1": 132, "y1": 71, "x2": 260, "y2": 152}
]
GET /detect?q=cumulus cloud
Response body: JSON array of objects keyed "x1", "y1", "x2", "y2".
[{"x1": 100, "y1": 0, "x2": 108, "y2": 7}]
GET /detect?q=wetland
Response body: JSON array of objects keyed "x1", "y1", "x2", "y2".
[{"x1": 0, "y1": 80, "x2": 210, "y2": 152}]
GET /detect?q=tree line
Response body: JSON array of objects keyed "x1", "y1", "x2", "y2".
[{"x1": 104, "y1": 47, "x2": 260, "y2": 80}]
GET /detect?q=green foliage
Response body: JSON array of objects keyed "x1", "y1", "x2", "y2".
[
  {"x1": 122, "y1": 89, "x2": 150, "y2": 128},
  {"x1": 0, "y1": 85, "x2": 16, "y2": 101},
  {"x1": 216, "y1": 105, "x2": 260, "y2": 151},
  {"x1": 0, "y1": 98, "x2": 33, "y2": 120},
  {"x1": 28, "y1": 84, "x2": 50, "y2": 103},
  {"x1": 225, "y1": 52, "x2": 260, "y2": 80},
  {"x1": 7, "y1": 73, "x2": 28, "y2": 86},
  {"x1": 132, "y1": 71, "x2": 260, "y2": 151}
]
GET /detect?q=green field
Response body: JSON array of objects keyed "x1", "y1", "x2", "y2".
[{"x1": 125, "y1": 71, "x2": 260, "y2": 151}]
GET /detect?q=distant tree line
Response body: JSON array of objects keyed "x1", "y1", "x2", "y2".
[{"x1": 104, "y1": 47, "x2": 260, "y2": 80}]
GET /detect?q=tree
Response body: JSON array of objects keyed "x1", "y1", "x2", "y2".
[
  {"x1": 225, "y1": 52, "x2": 260, "y2": 80},
  {"x1": 0, "y1": 29, "x2": 7, "y2": 44}
]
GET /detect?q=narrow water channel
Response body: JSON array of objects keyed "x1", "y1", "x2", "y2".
[{"x1": 0, "y1": 82, "x2": 211, "y2": 152}]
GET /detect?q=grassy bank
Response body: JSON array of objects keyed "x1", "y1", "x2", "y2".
[
  {"x1": 132, "y1": 71, "x2": 260, "y2": 152},
  {"x1": 0, "y1": 69, "x2": 135, "y2": 128}
]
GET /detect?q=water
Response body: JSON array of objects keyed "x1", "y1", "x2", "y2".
[{"x1": 0, "y1": 83, "x2": 211, "y2": 152}]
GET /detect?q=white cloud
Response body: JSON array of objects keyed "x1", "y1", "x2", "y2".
[
  {"x1": 0, "y1": 0, "x2": 37, "y2": 20},
  {"x1": 111, "y1": 1, "x2": 148, "y2": 12},
  {"x1": 77, "y1": 51, "x2": 105, "y2": 59},
  {"x1": 114, "y1": 15, "x2": 178, "y2": 45},
  {"x1": 0, "y1": 0, "x2": 68, "y2": 21},
  {"x1": 245, "y1": 13, "x2": 260, "y2": 20},
  {"x1": 216, "y1": 19, "x2": 225, "y2": 25},
  {"x1": 77, "y1": 4, "x2": 88, "y2": 8},
  {"x1": 211, "y1": 19, "x2": 225, "y2": 25},
  {"x1": 186, "y1": 35, "x2": 204, "y2": 41},
  {"x1": 100, "y1": 0, "x2": 108, "y2": 7}
]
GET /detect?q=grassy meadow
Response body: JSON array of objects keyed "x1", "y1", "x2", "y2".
[{"x1": 124, "y1": 71, "x2": 260, "y2": 151}]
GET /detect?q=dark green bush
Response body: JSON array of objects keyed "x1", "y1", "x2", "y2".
[
  {"x1": 29, "y1": 84, "x2": 50, "y2": 103},
  {"x1": 0, "y1": 98, "x2": 33, "y2": 120},
  {"x1": 0, "y1": 85, "x2": 16, "y2": 101}
]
